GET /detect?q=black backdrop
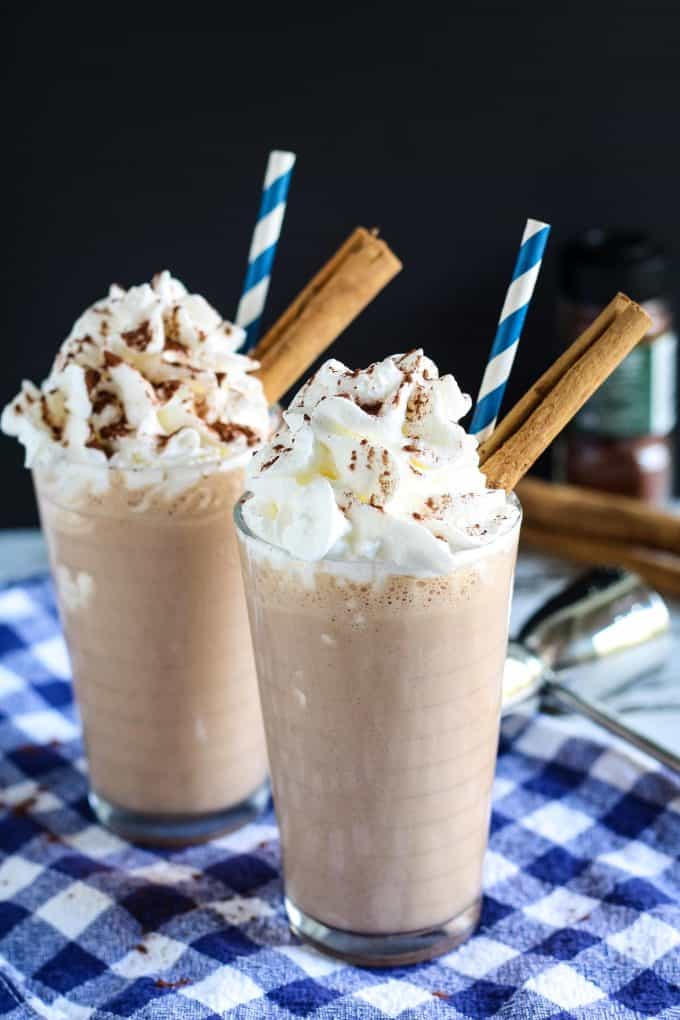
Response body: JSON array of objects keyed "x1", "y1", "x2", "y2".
[{"x1": 4, "y1": 1, "x2": 680, "y2": 527}]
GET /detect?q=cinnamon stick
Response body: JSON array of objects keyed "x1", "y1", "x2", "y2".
[
  {"x1": 480, "y1": 296, "x2": 651, "y2": 491},
  {"x1": 252, "y1": 227, "x2": 402, "y2": 404},
  {"x1": 521, "y1": 523, "x2": 680, "y2": 598},
  {"x1": 477, "y1": 294, "x2": 629, "y2": 464},
  {"x1": 517, "y1": 477, "x2": 680, "y2": 556}
]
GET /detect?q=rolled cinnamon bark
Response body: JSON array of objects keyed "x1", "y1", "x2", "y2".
[
  {"x1": 480, "y1": 297, "x2": 651, "y2": 492},
  {"x1": 253, "y1": 227, "x2": 402, "y2": 405},
  {"x1": 521, "y1": 524, "x2": 680, "y2": 598},
  {"x1": 477, "y1": 294, "x2": 629, "y2": 464},
  {"x1": 517, "y1": 477, "x2": 680, "y2": 556}
]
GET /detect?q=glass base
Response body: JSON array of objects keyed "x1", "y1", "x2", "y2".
[
  {"x1": 89, "y1": 780, "x2": 270, "y2": 846},
  {"x1": 285, "y1": 896, "x2": 481, "y2": 967}
]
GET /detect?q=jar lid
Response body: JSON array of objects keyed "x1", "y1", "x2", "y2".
[{"x1": 561, "y1": 229, "x2": 667, "y2": 304}]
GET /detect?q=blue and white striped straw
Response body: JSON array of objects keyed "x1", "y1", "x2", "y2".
[
  {"x1": 470, "y1": 218, "x2": 551, "y2": 443},
  {"x1": 236, "y1": 150, "x2": 296, "y2": 352}
]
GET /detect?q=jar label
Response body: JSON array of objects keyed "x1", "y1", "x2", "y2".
[{"x1": 574, "y1": 331, "x2": 677, "y2": 437}]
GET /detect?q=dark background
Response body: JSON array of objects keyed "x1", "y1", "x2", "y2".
[{"x1": 4, "y1": 1, "x2": 680, "y2": 527}]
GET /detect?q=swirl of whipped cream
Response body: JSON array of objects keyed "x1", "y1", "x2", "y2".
[
  {"x1": 242, "y1": 350, "x2": 519, "y2": 574},
  {"x1": 2, "y1": 272, "x2": 269, "y2": 474}
]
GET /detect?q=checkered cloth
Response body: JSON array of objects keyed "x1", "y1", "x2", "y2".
[{"x1": 0, "y1": 575, "x2": 679, "y2": 1020}]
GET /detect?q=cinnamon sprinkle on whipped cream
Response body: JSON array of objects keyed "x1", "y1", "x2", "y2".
[
  {"x1": 2, "y1": 271, "x2": 269, "y2": 472},
  {"x1": 242, "y1": 350, "x2": 519, "y2": 574}
]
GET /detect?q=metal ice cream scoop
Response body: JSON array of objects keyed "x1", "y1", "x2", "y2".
[{"x1": 503, "y1": 567, "x2": 678, "y2": 771}]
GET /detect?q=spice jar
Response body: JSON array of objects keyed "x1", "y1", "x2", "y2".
[{"x1": 557, "y1": 230, "x2": 676, "y2": 502}]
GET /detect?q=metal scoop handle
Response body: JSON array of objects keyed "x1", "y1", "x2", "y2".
[
  {"x1": 505, "y1": 567, "x2": 677, "y2": 772},
  {"x1": 543, "y1": 678, "x2": 680, "y2": 772}
]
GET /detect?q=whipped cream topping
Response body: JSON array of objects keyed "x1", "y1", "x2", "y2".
[
  {"x1": 2, "y1": 272, "x2": 269, "y2": 474},
  {"x1": 242, "y1": 350, "x2": 520, "y2": 574}
]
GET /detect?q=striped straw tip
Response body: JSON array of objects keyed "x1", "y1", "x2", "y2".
[
  {"x1": 264, "y1": 150, "x2": 296, "y2": 183},
  {"x1": 523, "y1": 218, "x2": 551, "y2": 242},
  {"x1": 236, "y1": 149, "x2": 297, "y2": 352},
  {"x1": 470, "y1": 216, "x2": 551, "y2": 440}
]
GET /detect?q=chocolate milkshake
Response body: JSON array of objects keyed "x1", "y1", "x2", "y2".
[
  {"x1": 3, "y1": 272, "x2": 271, "y2": 843},
  {"x1": 237, "y1": 350, "x2": 521, "y2": 965}
]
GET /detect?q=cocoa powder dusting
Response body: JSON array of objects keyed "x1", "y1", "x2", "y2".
[
  {"x1": 213, "y1": 422, "x2": 259, "y2": 446},
  {"x1": 92, "y1": 391, "x2": 119, "y2": 415},
  {"x1": 100, "y1": 422, "x2": 131, "y2": 441},
  {"x1": 40, "y1": 397, "x2": 62, "y2": 441},
  {"x1": 358, "y1": 400, "x2": 382, "y2": 416},
  {"x1": 121, "y1": 320, "x2": 153, "y2": 351},
  {"x1": 85, "y1": 368, "x2": 101, "y2": 393},
  {"x1": 154, "y1": 380, "x2": 182, "y2": 401},
  {"x1": 164, "y1": 305, "x2": 182, "y2": 342},
  {"x1": 86, "y1": 436, "x2": 109, "y2": 455},
  {"x1": 164, "y1": 337, "x2": 187, "y2": 354}
]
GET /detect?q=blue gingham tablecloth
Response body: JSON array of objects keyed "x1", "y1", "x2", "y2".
[{"x1": 0, "y1": 576, "x2": 678, "y2": 1019}]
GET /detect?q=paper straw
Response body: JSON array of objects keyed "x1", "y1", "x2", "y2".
[
  {"x1": 236, "y1": 150, "x2": 296, "y2": 352},
  {"x1": 470, "y1": 218, "x2": 551, "y2": 443}
]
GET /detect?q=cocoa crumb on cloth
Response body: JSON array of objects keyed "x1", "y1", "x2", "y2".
[{"x1": 10, "y1": 795, "x2": 38, "y2": 816}]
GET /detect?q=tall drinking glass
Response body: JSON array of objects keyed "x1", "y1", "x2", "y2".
[
  {"x1": 235, "y1": 498, "x2": 520, "y2": 966},
  {"x1": 34, "y1": 458, "x2": 269, "y2": 845}
]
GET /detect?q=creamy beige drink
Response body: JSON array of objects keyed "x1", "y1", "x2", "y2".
[
  {"x1": 237, "y1": 350, "x2": 521, "y2": 965},
  {"x1": 3, "y1": 272, "x2": 270, "y2": 843}
]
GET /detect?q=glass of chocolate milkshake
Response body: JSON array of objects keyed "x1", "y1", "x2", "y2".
[
  {"x1": 3, "y1": 272, "x2": 271, "y2": 844},
  {"x1": 235, "y1": 350, "x2": 521, "y2": 965}
]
